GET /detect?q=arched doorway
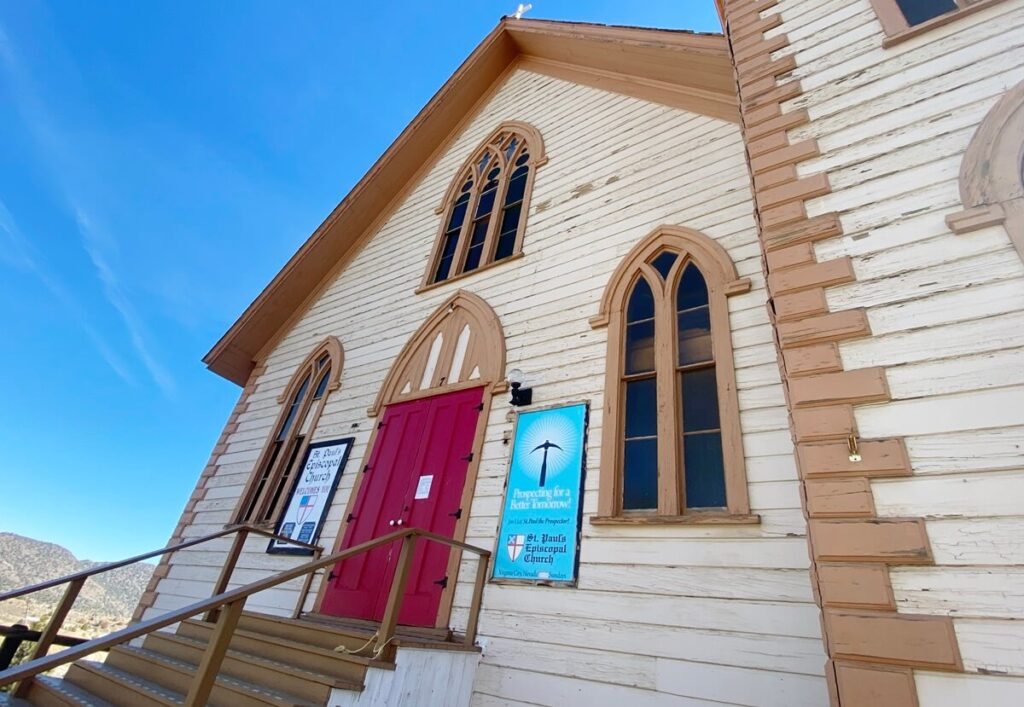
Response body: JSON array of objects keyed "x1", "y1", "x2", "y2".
[{"x1": 318, "y1": 290, "x2": 506, "y2": 628}]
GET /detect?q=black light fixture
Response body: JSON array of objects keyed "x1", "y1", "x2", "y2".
[{"x1": 507, "y1": 368, "x2": 533, "y2": 407}]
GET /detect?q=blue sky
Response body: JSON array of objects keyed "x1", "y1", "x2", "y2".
[{"x1": 0, "y1": 1, "x2": 720, "y2": 562}]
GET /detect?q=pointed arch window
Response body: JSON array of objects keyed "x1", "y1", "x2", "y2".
[
  {"x1": 424, "y1": 122, "x2": 546, "y2": 288},
  {"x1": 237, "y1": 337, "x2": 343, "y2": 524},
  {"x1": 591, "y1": 226, "x2": 756, "y2": 523}
]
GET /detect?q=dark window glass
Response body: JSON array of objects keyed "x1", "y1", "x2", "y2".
[
  {"x1": 625, "y1": 319, "x2": 656, "y2": 374},
  {"x1": 495, "y1": 204, "x2": 521, "y2": 261},
  {"x1": 313, "y1": 366, "x2": 331, "y2": 400},
  {"x1": 627, "y1": 277, "x2": 655, "y2": 321},
  {"x1": 504, "y1": 165, "x2": 529, "y2": 205},
  {"x1": 515, "y1": 151, "x2": 530, "y2": 167},
  {"x1": 625, "y1": 378, "x2": 657, "y2": 438},
  {"x1": 264, "y1": 436, "x2": 306, "y2": 521},
  {"x1": 681, "y1": 367, "x2": 720, "y2": 433},
  {"x1": 677, "y1": 265, "x2": 709, "y2": 311},
  {"x1": 463, "y1": 170, "x2": 500, "y2": 273},
  {"x1": 683, "y1": 432, "x2": 726, "y2": 508},
  {"x1": 677, "y1": 307, "x2": 713, "y2": 366},
  {"x1": 277, "y1": 375, "x2": 311, "y2": 441},
  {"x1": 651, "y1": 251, "x2": 677, "y2": 281},
  {"x1": 504, "y1": 137, "x2": 519, "y2": 160},
  {"x1": 434, "y1": 191, "x2": 471, "y2": 282},
  {"x1": 241, "y1": 441, "x2": 281, "y2": 521},
  {"x1": 896, "y1": 0, "x2": 957, "y2": 26},
  {"x1": 623, "y1": 438, "x2": 659, "y2": 510}
]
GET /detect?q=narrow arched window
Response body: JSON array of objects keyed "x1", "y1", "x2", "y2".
[
  {"x1": 424, "y1": 122, "x2": 546, "y2": 287},
  {"x1": 237, "y1": 338, "x2": 343, "y2": 524},
  {"x1": 592, "y1": 226, "x2": 753, "y2": 522}
]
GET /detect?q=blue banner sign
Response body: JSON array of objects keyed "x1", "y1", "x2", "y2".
[{"x1": 493, "y1": 403, "x2": 587, "y2": 583}]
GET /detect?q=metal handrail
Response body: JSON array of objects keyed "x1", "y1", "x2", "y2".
[
  {"x1": 0, "y1": 523, "x2": 319, "y2": 602},
  {"x1": 0, "y1": 527, "x2": 491, "y2": 706}
]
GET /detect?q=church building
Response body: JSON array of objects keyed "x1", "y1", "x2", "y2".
[{"x1": 4, "y1": 1, "x2": 1023, "y2": 705}]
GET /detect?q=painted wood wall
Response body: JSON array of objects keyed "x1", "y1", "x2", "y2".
[
  {"x1": 143, "y1": 69, "x2": 830, "y2": 705},
  {"x1": 769, "y1": 0, "x2": 1024, "y2": 703}
]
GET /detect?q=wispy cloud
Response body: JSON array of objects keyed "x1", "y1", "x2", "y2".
[
  {"x1": 0, "y1": 199, "x2": 136, "y2": 385},
  {"x1": 0, "y1": 20, "x2": 175, "y2": 396},
  {"x1": 73, "y1": 208, "x2": 176, "y2": 397}
]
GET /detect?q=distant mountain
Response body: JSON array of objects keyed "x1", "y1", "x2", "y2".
[{"x1": 0, "y1": 532, "x2": 154, "y2": 632}]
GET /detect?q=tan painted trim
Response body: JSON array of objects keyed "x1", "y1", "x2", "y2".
[
  {"x1": 590, "y1": 224, "x2": 752, "y2": 519},
  {"x1": 955, "y1": 78, "x2": 1024, "y2": 261},
  {"x1": 421, "y1": 122, "x2": 545, "y2": 289},
  {"x1": 872, "y1": 0, "x2": 1011, "y2": 47},
  {"x1": 234, "y1": 337, "x2": 344, "y2": 525},
  {"x1": 518, "y1": 56, "x2": 740, "y2": 123},
  {"x1": 719, "y1": 0, "x2": 962, "y2": 700},
  {"x1": 367, "y1": 290, "x2": 507, "y2": 417}
]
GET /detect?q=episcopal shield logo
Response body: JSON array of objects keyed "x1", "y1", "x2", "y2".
[
  {"x1": 297, "y1": 494, "x2": 318, "y2": 525},
  {"x1": 506, "y1": 534, "x2": 526, "y2": 561}
]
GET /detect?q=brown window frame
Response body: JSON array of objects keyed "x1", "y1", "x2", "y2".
[
  {"x1": 235, "y1": 336, "x2": 343, "y2": 526},
  {"x1": 869, "y1": 0, "x2": 1008, "y2": 46},
  {"x1": 419, "y1": 121, "x2": 547, "y2": 291},
  {"x1": 590, "y1": 226, "x2": 757, "y2": 525}
]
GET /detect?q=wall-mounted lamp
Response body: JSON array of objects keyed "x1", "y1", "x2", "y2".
[{"x1": 507, "y1": 368, "x2": 533, "y2": 407}]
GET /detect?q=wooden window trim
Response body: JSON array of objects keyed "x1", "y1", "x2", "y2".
[
  {"x1": 947, "y1": 79, "x2": 1024, "y2": 260},
  {"x1": 868, "y1": 0, "x2": 1009, "y2": 47},
  {"x1": 234, "y1": 336, "x2": 344, "y2": 526},
  {"x1": 590, "y1": 225, "x2": 755, "y2": 523},
  {"x1": 420, "y1": 121, "x2": 547, "y2": 290}
]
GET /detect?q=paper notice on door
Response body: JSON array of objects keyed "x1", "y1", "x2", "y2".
[{"x1": 415, "y1": 475, "x2": 434, "y2": 500}]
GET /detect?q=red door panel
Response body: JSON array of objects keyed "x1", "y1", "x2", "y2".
[
  {"x1": 320, "y1": 397, "x2": 429, "y2": 619},
  {"x1": 321, "y1": 386, "x2": 483, "y2": 626}
]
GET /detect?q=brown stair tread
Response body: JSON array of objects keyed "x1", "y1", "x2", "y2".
[
  {"x1": 153, "y1": 632, "x2": 365, "y2": 690},
  {"x1": 180, "y1": 619, "x2": 392, "y2": 669},
  {"x1": 28, "y1": 676, "x2": 115, "y2": 707},
  {"x1": 108, "y1": 646, "x2": 316, "y2": 706},
  {"x1": 68, "y1": 661, "x2": 185, "y2": 706}
]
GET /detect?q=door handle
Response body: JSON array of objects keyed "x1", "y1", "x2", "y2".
[{"x1": 389, "y1": 519, "x2": 404, "y2": 527}]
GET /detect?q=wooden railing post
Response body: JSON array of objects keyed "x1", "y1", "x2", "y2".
[
  {"x1": 184, "y1": 597, "x2": 245, "y2": 707},
  {"x1": 11, "y1": 577, "x2": 85, "y2": 698},
  {"x1": 464, "y1": 553, "x2": 489, "y2": 647},
  {"x1": 293, "y1": 547, "x2": 322, "y2": 619},
  {"x1": 374, "y1": 533, "x2": 416, "y2": 658},
  {"x1": 204, "y1": 528, "x2": 249, "y2": 622}
]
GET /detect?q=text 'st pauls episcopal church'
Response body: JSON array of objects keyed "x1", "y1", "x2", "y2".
[{"x1": 3, "y1": 1, "x2": 1024, "y2": 705}]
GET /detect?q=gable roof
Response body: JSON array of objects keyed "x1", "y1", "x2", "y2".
[{"x1": 205, "y1": 17, "x2": 737, "y2": 385}]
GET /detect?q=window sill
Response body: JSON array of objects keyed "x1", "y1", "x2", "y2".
[
  {"x1": 416, "y1": 251, "x2": 525, "y2": 294},
  {"x1": 590, "y1": 513, "x2": 761, "y2": 526},
  {"x1": 881, "y1": 0, "x2": 1008, "y2": 47}
]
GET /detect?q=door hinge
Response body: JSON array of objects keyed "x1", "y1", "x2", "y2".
[
  {"x1": 475, "y1": 402, "x2": 484, "y2": 411},
  {"x1": 433, "y1": 576, "x2": 449, "y2": 589},
  {"x1": 461, "y1": 452, "x2": 474, "y2": 462},
  {"x1": 346, "y1": 513, "x2": 356, "y2": 523},
  {"x1": 328, "y1": 570, "x2": 339, "y2": 581},
  {"x1": 363, "y1": 464, "x2": 371, "y2": 473},
  {"x1": 377, "y1": 421, "x2": 385, "y2": 429},
  {"x1": 449, "y1": 508, "x2": 462, "y2": 520}
]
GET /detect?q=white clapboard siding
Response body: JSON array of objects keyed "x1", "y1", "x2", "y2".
[
  {"x1": 150, "y1": 66, "x2": 826, "y2": 704},
  {"x1": 774, "y1": 0, "x2": 1024, "y2": 698}
]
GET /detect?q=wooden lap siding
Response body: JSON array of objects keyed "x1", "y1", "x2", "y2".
[
  {"x1": 142, "y1": 69, "x2": 830, "y2": 705},
  {"x1": 721, "y1": 0, "x2": 1024, "y2": 705}
]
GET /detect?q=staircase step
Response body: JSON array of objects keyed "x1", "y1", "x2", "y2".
[
  {"x1": 65, "y1": 661, "x2": 183, "y2": 707},
  {"x1": 236, "y1": 612, "x2": 378, "y2": 654},
  {"x1": 142, "y1": 632, "x2": 362, "y2": 703},
  {"x1": 104, "y1": 646, "x2": 314, "y2": 707},
  {"x1": 19, "y1": 676, "x2": 115, "y2": 707},
  {"x1": 177, "y1": 619, "x2": 385, "y2": 681}
]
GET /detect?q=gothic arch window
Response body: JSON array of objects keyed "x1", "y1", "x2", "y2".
[
  {"x1": 423, "y1": 122, "x2": 546, "y2": 288},
  {"x1": 590, "y1": 226, "x2": 755, "y2": 522},
  {"x1": 236, "y1": 337, "x2": 343, "y2": 524},
  {"x1": 947, "y1": 79, "x2": 1024, "y2": 262}
]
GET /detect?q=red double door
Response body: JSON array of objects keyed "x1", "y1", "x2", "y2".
[{"x1": 320, "y1": 386, "x2": 483, "y2": 627}]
